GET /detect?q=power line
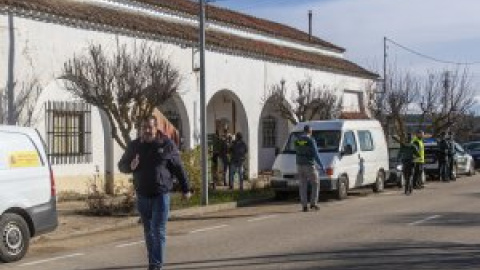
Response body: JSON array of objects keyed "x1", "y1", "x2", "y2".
[{"x1": 386, "y1": 37, "x2": 480, "y2": 66}]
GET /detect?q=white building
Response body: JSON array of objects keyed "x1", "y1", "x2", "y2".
[{"x1": 0, "y1": 0, "x2": 378, "y2": 192}]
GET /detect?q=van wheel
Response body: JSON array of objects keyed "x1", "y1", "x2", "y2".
[
  {"x1": 373, "y1": 171, "x2": 385, "y2": 193},
  {"x1": 0, "y1": 213, "x2": 30, "y2": 263},
  {"x1": 336, "y1": 176, "x2": 348, "y2": 200}
]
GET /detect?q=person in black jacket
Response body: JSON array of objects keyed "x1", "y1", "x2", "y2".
[
  {"x1": 118, "y1": 116, "x2": 191, "y2": 270},
  {"x1": 437, "y1": 132, "x2": 450, "y2": 182},
  {"x1": 446, "y1": 131, "x2": 457, "y2": 180},
  {"x1": 229, "y1": 132, "x2": 248, "y2": 190}
]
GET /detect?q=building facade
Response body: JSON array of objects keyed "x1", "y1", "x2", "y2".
[{"x1": 0, "y1": 0, "x2": 377, "y2": 192}]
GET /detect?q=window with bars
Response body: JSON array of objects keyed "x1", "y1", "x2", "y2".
[
  {"x1": 45, "y1": 101, "x2": 92, "y2": 165},
  {"x1": 262, "y1": 116, "x2": 277, "y2": 148}
]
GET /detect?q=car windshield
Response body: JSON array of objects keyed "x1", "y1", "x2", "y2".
[
  {"x1": 283, "y1": 130, "x2": 341, "y2": 153},
  {"x1": 464, "y1": 142, "x2": 480, "y2": 151}
]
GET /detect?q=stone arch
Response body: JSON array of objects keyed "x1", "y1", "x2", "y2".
[
  {"x1": 159, "y1": 94, "x2": 191, "y2": 150},
  {"x1": 257, "y1": 96, "x2": 292, "y2": 172}
]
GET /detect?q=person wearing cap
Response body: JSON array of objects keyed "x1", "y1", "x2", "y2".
[
  {"x1": 411, "y1": 130, "x2": 425, "y2": 189},
  {"x1": 295, "y1": 125, "x2": 325, "y2": 212}
]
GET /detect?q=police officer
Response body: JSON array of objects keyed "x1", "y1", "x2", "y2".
[
  {"x1": 437, "y1": 132, "x2": 450, "y2": 182},
  {"x1": 295, "y1": 125, "x2": 325, "y2": 212},
  {"x1": 397, "y1": 133, "x2": 419, "y2": 195},
  {"x1": 446, "y1": 131, "x2": 457, "y2": 181},
  {"x1": 412, "y1": 130, "x2": 425, "y2": 189}
]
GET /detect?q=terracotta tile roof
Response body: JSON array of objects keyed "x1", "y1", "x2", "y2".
[
  {"x1": 0, "y1": 0, "x2": 378, "y2": 79},
  {"x1": 132, "y1": 0, "x2": 345, "y2": 53}
]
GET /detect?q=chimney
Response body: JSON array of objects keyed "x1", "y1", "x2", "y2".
[{"x1": 308, "y1": 10, "x2": 312, "y2": 41}]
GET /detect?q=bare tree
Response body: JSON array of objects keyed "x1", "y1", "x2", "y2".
[
  {"x1": 0, "y1": 78, "x2": 43, "y2": 126},
  {"x1": 61, "y1": 42, "x2": 181, "y2": 150},
  {"x1": 419, "y1": 68, "x2": 476, "y2": 137},
  {"x1": 372, "y1": 69, "x2": 420, "y2": 143},
  {"x1": 263, "y1": 78, "x2": 342, "y2": 125}
]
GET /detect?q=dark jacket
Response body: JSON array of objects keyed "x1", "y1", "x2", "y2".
[
  {"x1": 398, "y1": 142, "x2": 419, "y2": 164},
  {"x1": 230, "y1": 139, "x2": 248, "y2": 165},
  {"x1": 118, "y1": 136, "x2": 189, "y2": 197},
  {"x1": 295, "y1": 134, "x2": 323, "y2": 168},
  {"x1": 438, "y1": 138, "x2": 449, "y2": 160}
]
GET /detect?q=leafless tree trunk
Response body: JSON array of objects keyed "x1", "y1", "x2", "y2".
[
  {"x1": 61, "y1": 42, "x2": 181, "y2": 150},
  {"x1": 263, "y1": 77, "x2": 342, "y2": 125},
  {"x1": 0, "y1": 78, "x2": 43, "y2": 126},
  {"x1": 419, "y1": 68, "x2": 476, "y2": 137}
]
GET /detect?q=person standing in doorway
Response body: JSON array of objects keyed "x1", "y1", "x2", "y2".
[
  {"x1": 412, "y1": 130, "x2": 425, "y2": 189},
  {"x1": 219, "y1": 133, "x2": 230, "y2": 186},
  {"x1": 229, "y1": 132, "x2": 248, "y2": 190},
  {"x1": 437, "y1": 132, "x2": 450, "y2": 182},
  {"x1": 118, "y1": 116, "x2": 191, "y2": 270},
  {"x1": 295, "y1": 125, "x2": 325, "y2": 212}
]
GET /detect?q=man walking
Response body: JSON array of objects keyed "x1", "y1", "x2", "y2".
[
  {"x1": 118, "y1": 116, "x2": 191, "y2": 270},
  {"x1": 229, "y1": 132, "x2": 248, "y2": 190},
  {"x1": 396, "y1": 133, "x2": 419, "y2": 195},
  {"x1": 412, "y1": 130, "x2": 425, "y2": 189},
  {"x1": 437, "y1": 132, "x2": 450, "y2": 182},
  {"x1": 295, "y1": 125, "x2": 325, "y2": 212}
]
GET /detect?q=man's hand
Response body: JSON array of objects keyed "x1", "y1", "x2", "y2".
[
  {"x1": 131, "y1": 154, "x2": 140, "y2": 171},
  {"x1": 182, "y1": 192, "x2": 192, "y2": 201}
]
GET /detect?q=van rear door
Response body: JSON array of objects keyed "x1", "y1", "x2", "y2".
[{"x1": 0, "y1": 131, "x2": 50, "y2": 212}]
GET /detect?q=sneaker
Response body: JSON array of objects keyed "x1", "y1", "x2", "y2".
[
  {"x1": 310, "y1": 205, "x2": 320, "y2": 211},
  {"x1": 302, "y1": 206, "x2": 308, "y2": 212}
]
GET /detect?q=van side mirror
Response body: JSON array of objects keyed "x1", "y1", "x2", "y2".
[{"x1": 341, "y1": 144, "x2": 353, "y2": 156}]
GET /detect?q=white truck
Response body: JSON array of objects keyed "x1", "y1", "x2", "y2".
[
  {"x1": 271, "y1": 120, "x2": 389, "y2": 200},
  {"x1": 0, "y1": 125, "x2": 58, "y2": 262}
]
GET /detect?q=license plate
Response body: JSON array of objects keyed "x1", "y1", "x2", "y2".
[
  {"x1": 287, "y1": 180, "x2": 299, "y2": 187},
  {"x1": 425, "y1": 158, "x2": 435, "y2": 163}
]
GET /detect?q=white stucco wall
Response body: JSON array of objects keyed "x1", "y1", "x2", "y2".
[{"x1": 0, "y1": 11, "x2": 373, "y2": 191}]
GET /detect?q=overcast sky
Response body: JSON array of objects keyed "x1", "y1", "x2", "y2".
[{"x1": 214, "y1": 0, "x2": 480, "y2": 109}]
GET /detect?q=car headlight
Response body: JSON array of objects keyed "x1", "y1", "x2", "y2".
[
  {"x1": 396, "y1": 164, "x2": 403, "y2": 171},
  {"x1": 273, "y1": 169, "x2": 282, "y2": 177}
]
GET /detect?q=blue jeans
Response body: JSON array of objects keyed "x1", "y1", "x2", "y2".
[
  {"x1": 137, "y1": 193, "x2": 170, "y2": 268},
  {"x1": 229, "y1": 163, "x2": 244, "y2": 190}
]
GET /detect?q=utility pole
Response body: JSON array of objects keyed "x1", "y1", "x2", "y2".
[
  {"x1": 199, "y1": 0, "x2": 208, "y2": 206},
  {"x1": 308, "y1": 10, "x2": 312, "y2": 41},
  {"x1": 7, "y1": 12, "x2": 15, "y2": 125}
]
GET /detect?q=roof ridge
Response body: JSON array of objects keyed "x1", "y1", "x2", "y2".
[
  {"x1": 127, "y1": 0, "x2": 346, "y2": 53},
  {"x1": 0, "y1": 0, "x2": 376, "y2": 79}
]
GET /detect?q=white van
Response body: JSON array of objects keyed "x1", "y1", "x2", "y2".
[
  {"x1": 271, "y1": 120, "x2": 388, "y2": 200},
  {"x1": 0, "y1": 125, "x2": 58, "y2": 262}
]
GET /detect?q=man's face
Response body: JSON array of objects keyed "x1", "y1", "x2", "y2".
[
  {"x1": 141, "y1": 119, "x2": 157, "y2": 142},
  {"x1": 417, "y1": 132, "x2": 424, "y2": 139}
]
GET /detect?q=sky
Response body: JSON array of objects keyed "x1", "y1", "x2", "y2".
[{"x1": 214, "y1": 0, "x2": 480, "y2": 111}]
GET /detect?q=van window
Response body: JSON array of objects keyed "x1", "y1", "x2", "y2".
[
  {"x1": 283, "y1": 130, "x2": 341, "y2": 154},
  {"x1": 342, "y1": 131, "x2": 357, "y2": 153},
  {"x1": 358, "y1": 130, "x2": 374, "y2": 151}
]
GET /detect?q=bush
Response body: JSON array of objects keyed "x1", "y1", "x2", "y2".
[{"x1": 180, "y1": 146, "x2": 202, "y2": 193}]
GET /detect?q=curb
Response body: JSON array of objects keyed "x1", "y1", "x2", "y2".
[{"x1": 34, "y1": 196, "x2": 273, "y2": 242}]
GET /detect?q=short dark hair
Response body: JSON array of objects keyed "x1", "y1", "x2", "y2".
[
  {"x1": 236, "y1": 132, "x2": 243, "y2": 140},
  {"x1": 303, "y1": 125, "x2": 311, "y2": 133}
]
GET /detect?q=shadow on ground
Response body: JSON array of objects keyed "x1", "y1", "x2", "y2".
[{"x1": 79, "y1": 241, "x2": 480, "y2": 270}]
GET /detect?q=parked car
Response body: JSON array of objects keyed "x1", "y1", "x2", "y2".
[
  {"x1": 0, "y1": 125, "x2": 58, "y2": 262},
  {"x1": 462, "y1": 141, "x2": 480, "y2": 168},
  {"x1": 424, "y1": 139, "x2": 475, "y2": 180},
  {"x1": 386, "y1": 147, "x2": 404, "y2": 188},
  {"x1": 271, "y1": 120, "x2": 389, "y2": 200}
]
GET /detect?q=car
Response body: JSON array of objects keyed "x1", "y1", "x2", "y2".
[
  {"x1": 424, "y1": 139, "x2": 476, "y2": 180},
  {"x1": 0, "y1": 125, "x2": 58, "y2": 262},
  {"x1": 462, "y1": 141, "x2": 480, "y2": 168},
  {"x1": 386, "y1": 147, "x2": 405, "y2": 188},
  {"x1": 271, "y1": 120, "x2": 389, "y2": 200}
]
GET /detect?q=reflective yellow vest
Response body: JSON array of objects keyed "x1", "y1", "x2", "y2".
[{"x1": 412, "y1": 137, "x2": 425, "y2": 164}]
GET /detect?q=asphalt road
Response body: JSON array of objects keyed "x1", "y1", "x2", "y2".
[{"x1": 3, "y1": 176, "x2": 480, "y2": 270}]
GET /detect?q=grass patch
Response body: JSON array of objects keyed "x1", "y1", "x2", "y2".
[{"x1": 170, "y1": 188, "x2": 274, "y2": 210}]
